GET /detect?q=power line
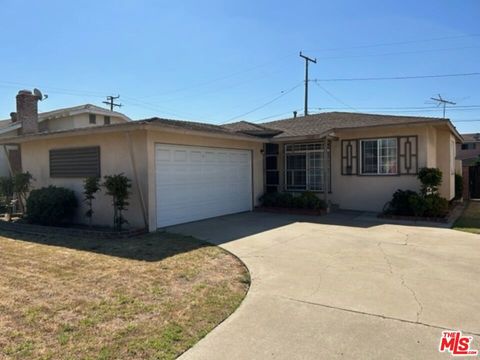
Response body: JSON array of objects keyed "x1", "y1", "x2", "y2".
[
  {"x1": 253, "y1": 109, "x2": 303, "y2": 122},
  {"x1": 226, "y1": 83, "x2": 303, "y2": 122},
  {"x1": 312, "y1": 72, "x2": 480, "y2": 82},
  {"x1": 313, "y1": 82, "x2": 357, "y2": 111},
  {"x1": 312, "y1": 105, "x2": 480, "y2": 111},
  {"x1": 143, "y1": 54, "x2": 295, "y2": 99},
  {"x1": 310, "y1": 108, "x2": 480, "y2": 114},
  {"x1": 314, "y1": 46, "x2": 480, "y2": 60},
  {"x1": 304, "y1": 34, "x2": 480, "y2": 53}
]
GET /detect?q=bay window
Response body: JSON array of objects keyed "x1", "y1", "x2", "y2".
[
  {"x1": 285, "y1": 143, "x2": 329, "y2": 191},
  {"x1": 360, "y1": 138, "x2": 397, "y2": 175}
]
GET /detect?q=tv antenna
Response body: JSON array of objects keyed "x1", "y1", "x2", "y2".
[
  {"x1": 103, "y1": 95, "x2": 122, "y2": 111},
  {"x1": 430, "y1": 94, "x2": 456, "y2": 118}
]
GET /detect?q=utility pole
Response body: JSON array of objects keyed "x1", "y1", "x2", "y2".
[
  {"x1": 430, "y1": 94, "x2": 456, "y2": 118},
  {"x1": 103, "y1": 95, "x2": 122, "y2": 111},
  {"x1": 299, "y1": 51, "x2": 316, "y2": 116}
]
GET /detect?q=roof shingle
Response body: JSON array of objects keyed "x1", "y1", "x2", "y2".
[{"x1": 259, "y1": 112, "x2": 449, "y2": 139}]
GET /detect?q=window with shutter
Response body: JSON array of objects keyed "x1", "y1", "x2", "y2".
[{"x1": 50, "y1": 147, "x2": 100, "y2": 178}]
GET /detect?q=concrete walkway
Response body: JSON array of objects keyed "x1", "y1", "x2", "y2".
[{"x1": 168, "y1": 211, "x2": 480, "y2": 359}]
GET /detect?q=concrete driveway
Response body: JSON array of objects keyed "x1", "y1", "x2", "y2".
[{"x1": 167, "y1": 211, "x2": 480, "y2": 359}]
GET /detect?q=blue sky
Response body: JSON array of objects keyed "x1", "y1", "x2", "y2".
[{"x1": 0, "y1": 0, "x2": 479, "y2": 133}]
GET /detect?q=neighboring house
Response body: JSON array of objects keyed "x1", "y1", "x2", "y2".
[
  {"x1": 456, "y1": 133, "x2": 480, "y2": 163},
  {"x1": 0, "y1": 91, "x2": 130, "y2": 176},
  {"x1": 456, "y1": 133, "x2": 480, "y2": 199},
  {"x1": 0, "y1": 89, "x2": 462, "y2": 231}
]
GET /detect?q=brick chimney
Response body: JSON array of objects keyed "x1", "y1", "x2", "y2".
[{"x1": 16, "y1": 90, "x2": 39, "y2": 134}]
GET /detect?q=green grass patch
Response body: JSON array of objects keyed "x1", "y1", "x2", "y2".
[{"x1": 454, "y1": 201, "x2": 480, "y2": 234}]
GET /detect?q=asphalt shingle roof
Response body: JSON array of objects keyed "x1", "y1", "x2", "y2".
[
  {"x1": 139, "y1": 117, "x2": 260, "y2": 138},
  {"x1": 257, "y1": 112, "x2": 449, "y2": 139}
]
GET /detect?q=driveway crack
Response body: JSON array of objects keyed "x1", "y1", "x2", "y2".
[
  {"x1": 377, "y1": 242, "x2": 393, "y2": 275},
  {"x1": 400, "y1": 274, "x2": 424, "y2": 322},
  {"x1": 377, "y1": 241, "x2": 423, "y2": 322}
]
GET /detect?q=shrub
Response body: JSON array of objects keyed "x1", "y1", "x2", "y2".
[
  {"x1": 0, "y1": 177, "x2": 14, "y2": 218},
  {"x1": 418, "y1": 167, "x2": 442, "y2": 195},
  {"x1": 260, "y1": 191, "x2": 326, "y2": 210},
  {"x1": 103, "y1": 174, "x2": 131, "y2": 231},
  {"x1": 455, "y1": 173, "x2": 463, "y2": 200},
  {"x1": 26, "y1": 186, "x2": 78, "y2": 226},
  {"x1": 83, "y1": 176, "x2": 101, "y2": 227},
  {"x1": 384, "y1": 189, "x2": 418, "y2": 216},
  {"x1": 407, "y1": 193, "x2": 427, "y2": 217},
  {"x1": 423, "y1": 194, "x2": 450, "y2": 218},
  {"x1": 384, "y1": 189, "x2": 449, "y2": 218},
  {"x1": 13, "y1": 172, "x2": 33, "y2": 211}
]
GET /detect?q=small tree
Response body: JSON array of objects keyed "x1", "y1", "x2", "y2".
[
  {"x1": 103, "y1": 173, "x2": 131, "y2": 231},
  {"x1": 418, "y1": 167, "x2": 442, "y2": 196},
  {"x1": 13, "y1": 172, "x2": 33, "y2": 212},
  {"x1": 0, "y1": 177, "x2": 14, "y2": 221},
  {"x1": 83, "y1": 177, "x2": 100, "y2": 227}
]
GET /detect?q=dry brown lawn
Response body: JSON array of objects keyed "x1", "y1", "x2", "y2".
[{"x1": 0, "y1": 230, "x2": 249, "y2": 360}]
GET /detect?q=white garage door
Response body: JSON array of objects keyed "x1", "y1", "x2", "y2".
[{"x1": 155, "y1": 144, "x2": 253, "y2": 227}]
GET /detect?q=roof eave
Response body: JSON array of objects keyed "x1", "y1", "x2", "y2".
[{"x1": 0, "y1": 121, "x2": 265, "y2": 144}]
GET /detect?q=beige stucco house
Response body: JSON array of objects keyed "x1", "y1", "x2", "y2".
[{"x1": 0, "y1": 90, "x2": 462, "y2": 231}]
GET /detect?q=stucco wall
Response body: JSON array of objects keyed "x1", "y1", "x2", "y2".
[
  {"x1": 19, "y1": 128, "x2": 264, "y2": 231},
  {"x1": 21, "y1": 130, "x2": 149, "y2": 229},
  {"x1": 330, "y1": 126, "x2": 428, "y2": 211},
  {"x1": 436, "y1": 130, "x2": 456, "y2": 200},
  {"x1": 46, "y1": 114, "x2": 126, "y2": 131},
  {"x1": 275, "y1": 124, "x2": 456, "y2": 212}
]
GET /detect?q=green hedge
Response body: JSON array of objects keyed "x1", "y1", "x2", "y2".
[
  {"x1": 384, "y1": 190, "x2": 449, "y2": 218},
  {"x1": 26, "y1": 186, "x2": 78, "y2": 226},
  {"x1": 260, "y1": 191, "x2": 326, "y2": 210}
]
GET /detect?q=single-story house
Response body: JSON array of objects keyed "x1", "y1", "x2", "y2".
[{"x1": 0, "y1": 90, "x2": 462, "y2": 231}]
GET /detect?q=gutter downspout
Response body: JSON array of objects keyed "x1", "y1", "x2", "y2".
[
  {"x1": 323, "y1": 136, "x2": 330, "y2": 213},
  {"x1": 126, "y1": 132, "x2": 148, "y2": 229}
]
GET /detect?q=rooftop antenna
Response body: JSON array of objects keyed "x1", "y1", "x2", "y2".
[
  {"x1": 33, "y1": 88, "x2": 48, "y2": 101},
  {"x1": 103, "y1": 95, "x2": 122, "y2": 111},
  {"x1": 430, "y1": 94, "x2": 456, "y2": 118}
]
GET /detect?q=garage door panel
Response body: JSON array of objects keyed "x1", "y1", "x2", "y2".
[{"x1": 156, "y1": 144, "x2": 252, "y2": 227}]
